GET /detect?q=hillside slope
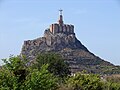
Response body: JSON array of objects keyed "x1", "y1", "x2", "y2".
[{"x1": 21, "y1": 30, "x2": 120, "y2": 74}]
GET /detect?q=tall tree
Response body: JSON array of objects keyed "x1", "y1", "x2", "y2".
[{"x1": 34, "y1": 52, "x2": 71, "y2": 78}]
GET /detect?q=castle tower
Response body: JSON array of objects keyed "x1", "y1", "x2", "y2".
[
  {"x1": 49, "y1": 10, "x2": 74, "y2": 34},
  {"x1": 58, "y1": 9, "x2": 64, "y2": 26}
]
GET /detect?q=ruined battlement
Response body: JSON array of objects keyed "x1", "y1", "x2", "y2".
[
  {"x1": 49, "y1": 10, "x2": 74, "y2": 35},
  {"x1": 49, "y1": 23, "x2": 74, "y2": 34}
]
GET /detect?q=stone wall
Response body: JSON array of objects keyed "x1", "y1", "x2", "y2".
[{"x1": 50, "y1": 23, "x2": 74, "y2": 34}]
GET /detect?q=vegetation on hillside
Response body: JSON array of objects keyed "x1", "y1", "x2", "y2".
[{"x1": 0, "y1": 53, "x2": 120, "y2": 90}]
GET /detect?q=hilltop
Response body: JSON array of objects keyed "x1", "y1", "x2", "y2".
[{"x1": 21, "y1": 10, "x2": 120, "y2": 74}]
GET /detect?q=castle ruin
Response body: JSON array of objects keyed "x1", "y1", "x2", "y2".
[{"x1": 49, "y1": 10, "x2": 74, "y2": 35}]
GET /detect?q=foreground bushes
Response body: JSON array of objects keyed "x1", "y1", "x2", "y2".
[
  {"x1": 0, "y1": 55, "x2": 58, "y2": 90},
  {"x1": 59, "y1": 73, "x2": 120, "y2": 90},
  {"x1": 0, "y1": 54, "x2": 120, "y2": 90},
  {"x1": 65, "y1": 73, "x2": 103, "y2": 90}
]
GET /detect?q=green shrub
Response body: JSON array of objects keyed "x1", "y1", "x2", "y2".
[
  {"x1": 34, "y1": 53, "x2": 71, "y2": 78},
  {"x1": 65, "y1": 73, "x2": 103, "y2": 90}
]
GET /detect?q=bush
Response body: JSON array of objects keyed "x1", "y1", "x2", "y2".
[
  {"x1": 1, "y1": 54, "x2": 120, "y2": 90},
  {"x1": 34, "y1": 53, "x2": 71, "y2": 78},
  {"x1": 25, "y1": 64, "x2": 58, "y2": 90},
  {"x1": 65, "y1": 72, "x2": 103, "y2": 90},
  {"x1": 0, "y1": 56, "x2": 59, "y2": 90}
]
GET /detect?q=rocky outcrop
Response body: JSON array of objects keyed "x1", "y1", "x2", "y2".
[
  {"x1": 21, "y1": 29, "x2": 88, "y2": 60},
  {"x1": 21, "y1": 28, "x2": 117, "y2": 74}
]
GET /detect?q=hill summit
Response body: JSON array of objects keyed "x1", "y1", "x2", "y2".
[{"x1": 21, "y1": 10, "x2": 120, "y2": 74}]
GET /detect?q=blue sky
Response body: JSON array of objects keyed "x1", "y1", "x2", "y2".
[{"x1": 0, "y1": 0, "x2": 120, "y2": 65}]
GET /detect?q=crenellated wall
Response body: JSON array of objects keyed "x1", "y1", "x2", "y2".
[{"x1": 49, "y1": 23, "x2": 74, "y2": 34}]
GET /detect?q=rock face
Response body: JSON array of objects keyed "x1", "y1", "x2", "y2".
[
  {"x1": 21, "y1": 29, "x2": 114, "y2": 74},
  {"x1": 21, "y1": 29, "x2": 88, "y2": 60},
  {"x1": 21, "y1": 11, "x2": 119, "y2": 74}
]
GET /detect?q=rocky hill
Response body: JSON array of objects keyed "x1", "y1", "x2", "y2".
[
  {"x1": 21, "y1": 11, "x2": 120, "y2": 74},
  {"x1": 21, "y1": 30, "x2": 120, "y2": 74}
]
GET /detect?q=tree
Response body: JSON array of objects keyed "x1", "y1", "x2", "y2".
[
  {"x1": 0, "y1": 68, "x2": 17, "y2": 90},
  {"x1": 2, "y1": 55, "x2": 28, "y2": 82},
  {"x1": 0, "y1": 56, "x2": 59, "y2": 90},
  {"x1": 0, "y1": 56, "x2": 28, "y2": 90},
  {"x1": 65, "y1": 72, "x2": 103, "y2": 90},
  {"x1": 25, "y1": 64, "x2": 58, "y2": 90},
  {"x1": 34, "y1": 52, "x2": 71, "y2": 78},
  {"x1": 1, "y1": 55, "x2": 120, "y2": 90}
]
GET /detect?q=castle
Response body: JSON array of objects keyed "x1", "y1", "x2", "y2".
[
  {"x1": 49, "y1": 10, "x2": 74, "y2": 35},
  {"x1": 23, "y1": 10, "x2": 76, "y2": 48}
]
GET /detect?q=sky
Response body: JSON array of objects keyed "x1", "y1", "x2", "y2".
[{"x1": 0, "y1": 0, "x2": 120, "y2": 65}]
